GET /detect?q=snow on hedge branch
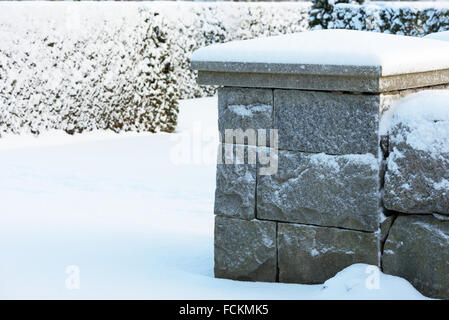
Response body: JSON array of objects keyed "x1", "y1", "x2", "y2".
[
  {"x1": 0, "y1": 3, "x2": 179, "y2": 135},
  {"x1": 158, "y1": 2, "x2": 310, "y2": 99},
  {"x1": 328, "y1": 1, "x2": 449, "y2": 36},
  {"x1": 0, "y1": 2, "x2": 310, "y2": 136},
  {"x1": 309, "y1": 0, "x2": 366, "y2": 30}
]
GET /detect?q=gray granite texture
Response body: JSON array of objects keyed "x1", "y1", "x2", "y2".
[
  {"x1": 214, "y1": 216, "x2": 277, "y2": 282},
  {"x1": 257, "y1": 150, "x2": 380, "y2": 232},
  {"x1": 277, "y1": 222, "x2": 379, "y2": 284},
  {"x1": 214, "y1": 144, "x2": 257, "y2": 220},
  {"x1": 274, "y1": 90, "x2": 380, "y2": 155},
  {"x1": 383, "y1": 113, "x2": 449, "y2": 214},
  {"x1": 383, "y1": 215, "x2": 449, "y2": 299},
  {"x1": 195, "y1": 69, "x2": 449, "y2": 93},
  {"x1": 218, "y1": 87, "x2": 273, "y2": 146}
]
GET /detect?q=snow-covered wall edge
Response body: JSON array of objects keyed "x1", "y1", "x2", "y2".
[{"x1": 0, "y1": 2, "x2": 310, "y2": 136}]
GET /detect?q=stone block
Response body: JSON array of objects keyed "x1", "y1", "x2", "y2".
[
  {"x1": 214, "y1": 216, "x2": 277, "y2": 282},
  {"x1": 218, "y1": 87, "x2": 273, "y2": 146},
  {"x1": 383, "y1": 110, "x2": 449, "y2": 214},
  {"x1": 257, "y1": 150, "x2": 380, "y2": 232},
  {"x1": 278, "y1": 222, "x2": 379, "y2": 284},
  {"x1": 382, "y1": 215, "x2": 449, "y2": 299},
  {"x1": 214, "y1": 144, "x2": 257, "y2": 220},
  {"x1": 274, "y1": 90, "x2": 379, "y2": 154}
]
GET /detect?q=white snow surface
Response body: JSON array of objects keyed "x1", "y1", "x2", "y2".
[
  {"x1": 191, "y1": 29, "x2": 449, "y2": 76},
  {"x1": 425, "y1": 30, "x2": 449, "y2": 42},
  {"x1": 371, "y1": 1, "x2": 449, "y2": 9},
  {"x1": 0, "y1": 97, "x2": 428, "y2": 299},
  {"x1": 380, "y1": 90, "x2": 449, "y2": 154}
]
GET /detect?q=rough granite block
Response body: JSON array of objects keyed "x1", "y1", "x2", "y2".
[
  {"x1": 380, "y1": 215, "x2": 396, "y2": 244},
  {"x1": 257, "y1": 150, "x2": 380, "y2": 232},
  {"x1": 218, "y1": 87, "x2": 273, "y2": 146},
  {"x1": 214, "y1": 144, "x2": 257, "y2": 220},
  {"x1": 382, "y1": 215, "x2": 449, "y2": 299},
  {"x1": 214, "y1": 216, "x2": 277, "y2": 282},
  {"x1": 274, "y1": 90, "x2": 379, "y2": 155},
  {"x1": 278, "y1": 223, "x2": 379, "y2": 284},
  {"x1": 383, "y1": 109, "x2": 449, "y2": 214}
]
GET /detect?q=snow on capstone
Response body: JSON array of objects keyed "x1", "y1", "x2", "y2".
[{"x1": 191, "y1": 29, "x2": 449, "y2": 76}]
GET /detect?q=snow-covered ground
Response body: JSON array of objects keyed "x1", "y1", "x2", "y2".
[{"x1": 0, "y1": 97, "x2": 427, "y2": 299}]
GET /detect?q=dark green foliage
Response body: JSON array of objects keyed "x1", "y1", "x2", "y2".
[{"x1": 313, "y1": 0, "x2": 449, "y2": 37}]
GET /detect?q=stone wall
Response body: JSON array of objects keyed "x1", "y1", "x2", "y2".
[
  {"x1": 213, "y1": 85, "x2": 449, "y2": 299},
  {"x1": 192, "y1": 30, "x2": 449, "y2": 300},
  {"x1": 214, "y1": 84, "x2": 384, "y2": 284},
  {"x1": 379, "y1": 90, "x2": 449, "y2": 299}
]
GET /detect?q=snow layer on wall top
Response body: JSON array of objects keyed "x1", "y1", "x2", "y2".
[{"x1": 192, "y1": 29, "x2": 449, "y2": 77}]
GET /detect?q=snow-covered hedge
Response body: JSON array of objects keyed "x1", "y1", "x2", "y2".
[
  {"x1": 0, "y1": 3, "x2": 178, "y2": 135},
  {"x1": 309, "y1": 0, "x2": 365, "y2": 30},
  {"x1": 331, "y1": 2, "x2": 449, "y2": 36},
  {"x1": 0, "y1": 2, "x2": 310, "y2": 136},
  {"x1": 310, "y1": 0, "x2": 449, "y2": 36},
  {"x1": 161, "y1": 2, "x2": 310, "y2": 99}
]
